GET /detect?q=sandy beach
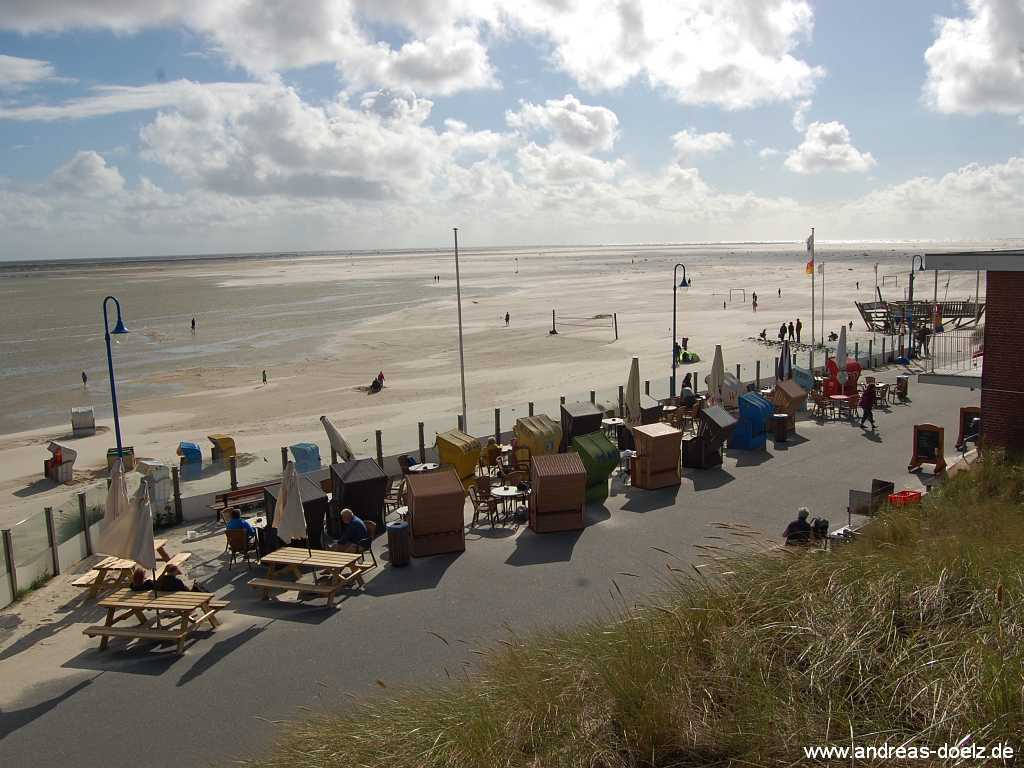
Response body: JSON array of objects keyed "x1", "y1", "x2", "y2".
[{"x1": 0, "y1": 240, "x2": 998, "y2": 527}]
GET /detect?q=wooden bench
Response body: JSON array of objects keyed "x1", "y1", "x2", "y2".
[
  {"x1": 83, "y1": 625, "x2": 185, "y2": 644},
  {"x1": 210, "y1": 483, "x2": 273, "y2": 521},
  {"x1": 249, "y1": 577, "x2": 350, "y2": 607},
  {"x1": 155, "y1": 552, "x2": 191, "y2": 577}
]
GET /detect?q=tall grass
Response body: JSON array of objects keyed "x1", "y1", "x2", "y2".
[{"x1": 247, "y1": 454, "x2": 1024, "y2": 767}]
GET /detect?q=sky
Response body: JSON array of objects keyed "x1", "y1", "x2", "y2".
[{"x1": 0, "y1": 0, "x2": 1023, "y2": 260}]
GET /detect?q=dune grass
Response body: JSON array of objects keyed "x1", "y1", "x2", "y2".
[{"x1": 248, "y1": 454, "x2": 1024, "y2": 767}]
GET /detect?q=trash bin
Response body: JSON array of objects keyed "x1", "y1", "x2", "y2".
[
  {"x1": 772, "y1": 413, "x2": 789, "y2": 442},
  {"x1": 386, "y1": 521, "x2": 411, "y2": 567}
]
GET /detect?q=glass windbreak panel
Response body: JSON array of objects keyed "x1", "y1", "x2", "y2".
[
  {"x1": 12, "y1": 513, "x2": 50, "y2": 570},
  {"x1": 55, "y1": 505, "x2": 83, "y2": 544}
]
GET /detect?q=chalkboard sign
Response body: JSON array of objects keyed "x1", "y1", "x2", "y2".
[
  {"x1": 916, "y1": 428, "x2": 939, "y2": 460},
  {"x1": 909, "y1": 423, "x2": 946, "y2": 473}
]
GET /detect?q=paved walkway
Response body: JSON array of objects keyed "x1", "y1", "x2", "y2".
[{"x1": 0, "y1": 379, "x2": 978, "y2": 768}]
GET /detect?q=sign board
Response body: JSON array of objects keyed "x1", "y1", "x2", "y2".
[
  {"x1": 908, "y1": 423, "x2": 946, "y2": 474},
  {"x1": 956, "y1": 406, "x2": 982, "y2": 450}
]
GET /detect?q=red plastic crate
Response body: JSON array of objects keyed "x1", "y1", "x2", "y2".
[{"x1": 888, "y1": 490, "x2": 922, "y2": 507}]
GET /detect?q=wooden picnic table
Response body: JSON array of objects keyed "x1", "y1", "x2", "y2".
[
  {"x1": 83, "y1": 587, "x2": 226, "y2": 654},
  {"x1": 73, "y1": 539, "x2": 190, "y2": 599},
  {"x1": 249, "y1": 547, "x2": 373, "y2": 607}
]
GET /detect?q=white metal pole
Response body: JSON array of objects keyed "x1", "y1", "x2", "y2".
[
  {"x1": 809, "y1": 227, "x2": 815, "y2": 371},
  {"x1": 453, "y1": 228, "x2": 468, "y2": 430}
]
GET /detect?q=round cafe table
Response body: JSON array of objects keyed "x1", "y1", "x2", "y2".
[
  {"x1": 491, "y1": 484, "x2": 529, "y2": 518},
  {"x1": 409, "y1": 462, "x2": 439, "y2": 473},
  {"x1": 828, "y1": 395, "x2": 851, "y2": 421}
]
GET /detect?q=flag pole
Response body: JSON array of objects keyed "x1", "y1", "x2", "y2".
[{"x1": 810, "y1": 227, "x2": 815, "y2": 372}]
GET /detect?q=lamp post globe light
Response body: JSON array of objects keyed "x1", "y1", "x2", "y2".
[
  {"x1": 102, "y1": 295, "x2": 129, "y2": 457},
  {"x1": 670, "y1": 263, "x2": 689, "y2": 398},
  {"x1": 907, "y1": 255, "x2": 925, "y2": 358}
]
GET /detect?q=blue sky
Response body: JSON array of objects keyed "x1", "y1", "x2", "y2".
[{"x1": 0, "y1": 1, "x2": 1022, "y2": 259}]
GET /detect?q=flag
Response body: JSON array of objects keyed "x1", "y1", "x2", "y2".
[
  {"x1": 805, "y1": 257, "x2": 814, "y2": 275},
  {"x1": 805, "y1": 230, "x2": 814, "y2": 275}
]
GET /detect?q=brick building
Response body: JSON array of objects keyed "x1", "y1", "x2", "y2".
[{"x1": 925, "y1": 250, "x2": 1024, "y2": 453}]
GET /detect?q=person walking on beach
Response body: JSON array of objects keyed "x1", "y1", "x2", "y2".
[
  {"x1": 787, "y1": 321, "x2": 795, "y2": 341},
  {"x1": 262, "y1": 370, "x2": 267, "y2": 385},
  {"x1": 191, "y1": 316, "x2": 196, "y2": 334},
  {"x1": 81, "y1": 370, "x2": 88, "y2": 388},
  {"x1": 778, "y1": 323, "x2": 786, "y2": 343},
  {"x1": 859, "y1": 380, "x2": 877, "y2": 430},
  {"x1": 778, "y1": 288, "x2": 782, "y2": 298},
  {"x1": 795, "y1": 318, "x2": 803, "y2": 344},
  {"x1": 505, "y1": 311, "x2": 510, "y2": 327},
  {"x1": 751, "y1": 291, "x2": 758, "y2": 312}
]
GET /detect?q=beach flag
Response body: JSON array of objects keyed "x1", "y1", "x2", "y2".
[{"x1": 805, "y1": 231, "x2": 814, "y2": 275}]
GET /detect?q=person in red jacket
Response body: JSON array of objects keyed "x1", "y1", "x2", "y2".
[{"x1": 859, "y1": 381, "x2": 877, "y2": 430}]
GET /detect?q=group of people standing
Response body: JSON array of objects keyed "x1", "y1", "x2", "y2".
[{"x1": 774, "y1": 318, "x2": 803, "y2": 344}]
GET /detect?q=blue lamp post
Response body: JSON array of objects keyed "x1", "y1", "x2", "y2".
[
  {"x1": 907, "y1": 255, "x2": 925, "y2": 358},
  {"x1": 102, "y1": 296, "x2": 129, "y2": 457},
  {"x1": 671, "y1": 263, "x2": 689, "y2": 397}
]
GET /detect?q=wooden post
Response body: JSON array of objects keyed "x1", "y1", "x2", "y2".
[
  {"x1": 868, "y1": 339, "x2": 873, "y2": 367},
  {"x1": 618, "y1": 385, "x2": 624, "y2": 417},
  {"x1": 2, "y1": 529, "x2": 16, "y2": 598},
  {"x1": 644, "y1": 380, "x2": 650, "y2": 395},
  {"x1": 589, "y1": 390, "x2": 596, "y2": 404},
  {"x1": 613, "y1": 313, "x2": 619, "y2": 340},
  {"x1": 418, "y1": 422, "x2": 426, "y2": 463},
  {"x1": 229, "y1": 455, "x2": 238, "y2": 490},
  {"x1": 78, "y1": 492, "x2": 93, "y2": 556},
  {"x1": 44, "y1": 507, "x2": 59, "y2": 577},
  {"x1": 528, "y1": 401, "x2": 534, "y2": 416},
  {"x1": 280, "y1": 446, "x2": 288, "y2": 470},
  {"x1": 494, "y1": 408, "x2": 501, "y2": 442},
  {"x1": 882, "y1": 337, "x2": 887, "y2": 363},
  {"x1": 735, "y1": 363, "x2": 741, "y2": 381},
  {"x1": 375, "y1": 430, "x2": 384, "y2": 469},
  {"x1": 756, "y1": 360, "x2": 761, "y2": 389},
  {"x1": 171, "y1": 466, "x2": 183, "y2": 524},
  {"x1": 457, "y1": 414, "x2": 464, "y2": 431},
  {"x1": 551, "y1": 309, "x2": 557, "y2": 334}
]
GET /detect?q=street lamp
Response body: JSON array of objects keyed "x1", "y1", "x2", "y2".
[
  {"x1": 670, "y1": 263, "x2": 689, "y2": 397},
  {"x1": 453, "y1": 228, "x2": 468, "y2": 430},
  {"x1": 102, "y1": 295, "x2": 129, "y2": 457},
  {"x1": 907, "y1": 255, "x2": 925, "y2": 358}
]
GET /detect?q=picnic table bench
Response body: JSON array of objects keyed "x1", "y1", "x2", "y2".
[
  {"x1": 249, "y1": 547, "x2": 375, "y2": 607},
  {"x1": 83, "y1": 588, "x2": 227, "y2": 654},
  {"x1": 72, "y1": 539, "x2": 192, "y2": 598}
]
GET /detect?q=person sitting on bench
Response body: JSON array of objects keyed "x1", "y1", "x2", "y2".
[
  {"x1": 783, "y1": 507, "x2": 813, "y2": 545},
  {"x1": 224, "y1": 507, "x2": 255, "y2": 539},
  {"x1": 333, "y1": 508, "x2": 369, "y2": 554},
  {"x1": 131, "y1": 565, "x2": 206, "y2": 592}
]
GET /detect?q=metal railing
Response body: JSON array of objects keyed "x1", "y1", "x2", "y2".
[{"x1": 928, "y1": 326, "x2": 984, "y2": 374}]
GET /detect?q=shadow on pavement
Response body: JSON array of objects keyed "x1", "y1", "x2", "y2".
[
  {"x1": 363, "y1": 552, "x2": 459, "y2": 596},
  {"x1": 176, "y1": 623, "x2": 266, "y2": 687},
  {"x1": 728, "y1": 448, "x2": 773, "y2": 468},
  {"x1": 62, "y1": 640, "x2": 192, "y2": 675},
  {"x1": 505, "y1": 528, "x2": 583, "y2": 566},
  {"x1": 0, "y1": 676, "x2": 97, "y2": 740},
  {"x1": 0, "y1": 602, "x2": 107, "y2": 663},
  {"x1": 772, "y1": 432, "x2": 809, "y2": 452},
  {"x1": 619, "y1": 487, "x2": 679, "y2": 514},
  {"x1": 682, "y1": 467, "x2": 734, "y2": 491}
]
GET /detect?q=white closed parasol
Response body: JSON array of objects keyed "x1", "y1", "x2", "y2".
[
  {"x1": 274, "y1": 461, "x2": 309, "y2": 552},
  {"x1": 837, "y1": 326, "x2": 848, "y2": 386},
  {"x1": 97, "y1": 460, "x2": 156, "y2": 572},
  {"x1": 625, "y1": 357, "x2": 642, "y2": 424},
  {"x1": 706, "y1": 345, "x2": 725, "y2": 404},
  {"x1": 320, "y1": 415, "x2": 354, "y2": 461}
]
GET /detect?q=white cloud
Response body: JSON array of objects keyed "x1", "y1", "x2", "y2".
[
  {"x1": 0, "y1": 1, "x2": 823, "y2": 106},
  {"x1": 671, "y1": 128, "x2": 734, "y2": 161},
  {"x1": 924, "y1": 0, "x2": 1024, "y2": 115},
  {"x1": 0, "y1": 80, "x2": 264, "y2": 121},
  {"x1": 759, "y1": 147, "x2": 781, "y2": 158},
  {"x1": 0, "y1": 54, "x2": 65, "y2": 91},
  {"x1": 785, "y1": 121, "x2": 876, "y2": 174},
  {"x1": 516, "y1": 142, "x2": 622, "y2": 184},
  {"x1": 506, "y1": 94, "x2": 619, "y2": 153},
  {"x1": 502, "y1": 0, "x2": 824, "y2": 109},
  {"x1": 791, "y1": 98, "x2": 811, "y2": 131},
  {"x1": 47, "y1": 150, "x2": 125, "y2": 196}
]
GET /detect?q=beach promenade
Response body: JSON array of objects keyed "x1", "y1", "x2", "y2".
[{"x1": 0, "y1": 378, "x2": 977, "y2": 768}]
